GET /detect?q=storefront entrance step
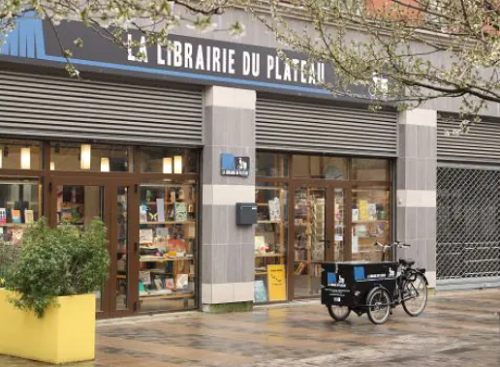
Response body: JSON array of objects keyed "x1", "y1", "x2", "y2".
[
  {"x1": 254, "y1": 299, "x2": 321, "y2": 310},
  {"x1": 97, "y1": 310, "x2": 200, "y2": 327}
]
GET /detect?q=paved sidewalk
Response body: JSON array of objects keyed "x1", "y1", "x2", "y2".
[{"x1": 1, "y1": 289, "x2": 499, "y2": 367}]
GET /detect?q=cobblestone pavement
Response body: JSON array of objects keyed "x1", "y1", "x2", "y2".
[{"x1": 1, "y1": 289, "x2": 499, "y2": 367}]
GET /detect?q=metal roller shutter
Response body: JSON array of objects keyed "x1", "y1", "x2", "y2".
[
  {"x1": 256, "y1": 97, "x2": 398, "y2": 156},
  {"x1": 0, "y1": 71, "x2": 203, "y2": 146},
  {"x1": 437, "y1": 119, "x2": 500, "y2": 163},
  {"x1": 437, "y1": 165, "x2": 500, "y2": 289}
]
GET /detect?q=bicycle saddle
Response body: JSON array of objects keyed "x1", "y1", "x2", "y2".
[{"x1": 399, "y1": 259, "x2": 415, "y2": 267}]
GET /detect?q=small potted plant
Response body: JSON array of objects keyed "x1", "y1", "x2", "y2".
[{"x1": 0, "y1": 218, "x2": 109, "y2": 364}]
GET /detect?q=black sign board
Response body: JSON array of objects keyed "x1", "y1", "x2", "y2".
[
  {"x1": 0, "y1": 13, "x2": 382, "y2": 99},
  {"x1": 220, "y1": 153, "x2": 250, "y2": 177}
]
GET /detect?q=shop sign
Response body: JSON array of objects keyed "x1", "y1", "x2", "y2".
[
  {"x1": 267, "y1": 265, "x2": 287, "y2": 301},
  {"x1": 220, "y1": 153, "x2": 250, "y2": 177},
  {"x1": 0, "y1": 13, "x2": 378, "y2": 99}
]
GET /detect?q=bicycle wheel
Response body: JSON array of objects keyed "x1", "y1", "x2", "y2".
[
  {"x1": 327, "y1": 305, "x2": 351, "y2": 321},
  {"x1": 402, "y1": 273, "x2": 428, "y2": 317},
  {"x1": 366, "y1": 288, "x2": 391, "y2": 325}
]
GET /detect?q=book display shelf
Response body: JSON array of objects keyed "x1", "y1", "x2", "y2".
[
  {"x1": 351, "y1": 188, "x2": 391, "y2": 262},
  {"x1": 138, "y1": 182, "x2": 197, "y2": 311},
  {"x1": 56, "y1": 185, "x2": 103, "y2": 228},
  {"x1": 254, "y1": 184, "x2": 287, "y2": 303},
  {"x1": 0, "y1": 179, "x2": 41, "y2": 246}
]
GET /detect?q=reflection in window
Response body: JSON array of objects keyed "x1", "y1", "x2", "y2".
[
  {"x1": 0, "y1": 139, "x2": 42, "y2": 170},
  {"x1": 50, "y1": 143, "x2": 130, "y2": 172},
  {"x1": 256, "y1": 152, "x2": 289, "y2": 177},
  {"x1": 351, "y1": 187, "x2": 391, "y2": 262},
  {"x1": 292, "y1": 155, "x2": 347, "y2": 180},
  {"x1": 352, "y1": 158, "x2": 390, "y2": 181},
  {"x1": 140, "y1": 147, "x2": 198, "y2": 174}
]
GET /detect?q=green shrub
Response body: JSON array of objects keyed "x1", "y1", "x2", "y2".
[
  {"x1": 7, "y1": 217, "x2": 110, "y2": 318},
  {"x1": 0, "y1": 242, "x2": 20, "y2": 287}
]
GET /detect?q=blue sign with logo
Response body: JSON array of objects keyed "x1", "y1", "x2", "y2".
[{"x1": 220, "y1": 153, "x2": 250, "y2": 177}]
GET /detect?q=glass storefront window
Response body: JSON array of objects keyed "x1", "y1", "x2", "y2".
[
  {"x1": 0, "y1": 139, "x2": 201, "y2": 317},
  {"x1": 292, "y1": 155, "x2": 347, "y2": 180},
  {"x1": 351, "y1": 187, "x2": 391, "y2": 262},
  {"x1": 352, "y1": 158, "x2": 390, "y2": 181},
  {"x1": 50, "y1": 143, "x2": 131, "y2": 172},
  {"x1": 0, "y1": 178, "x2": 41, "y2": 245},
  {"x1": 0, "y1": 140, "x2": 42, "y2": 170},
  {"x1": 140, "y1": 147, "x2": 198, "y2": 174},
  {"x1": 255, "y1": 183, "x2": 288, "y2": 303},
  {"x1": 138, "y1": 180, "x2": 197, "y2": 311},
  {"x1": 256, "y1": 152, "x2": 289, "y2": 177}
]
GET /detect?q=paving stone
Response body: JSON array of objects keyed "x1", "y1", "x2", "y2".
[{"x1": 0, "y1": 289, "x2": 499, "y2": 367}]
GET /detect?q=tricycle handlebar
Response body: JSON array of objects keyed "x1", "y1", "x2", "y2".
[{"x1": 374, "y1": 241, "x2": 411, "y2": 252}]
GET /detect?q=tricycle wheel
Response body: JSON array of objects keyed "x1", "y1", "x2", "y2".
[
  {"x1": 327, "y1": 305, "x2": 351, "y2": 321},
  {"x1": 402, "y1": 273, "x2": 428, "y2": 317},
  {"x1": 366, "y1": 288, "x2": 391, "y2": 325}
]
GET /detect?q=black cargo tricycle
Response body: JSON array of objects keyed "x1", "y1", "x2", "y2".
[{"x1": 321, "y1": 241, "x2": 428, "y2": 325}]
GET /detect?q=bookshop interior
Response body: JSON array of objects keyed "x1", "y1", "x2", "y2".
[
  {"x1": 0, "y1": 138, "x2": 199, "y2": 318},
  {"x1": 254, "y1": 152, "x2": 392, "y2": 303},
  {"x1": 0, "y1": 137, "x2": 392, "y2": 312}
]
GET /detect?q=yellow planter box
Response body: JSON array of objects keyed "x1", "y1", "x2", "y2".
[{"x1": 0, "y1": 289, "x2": 96, "y2": 364}]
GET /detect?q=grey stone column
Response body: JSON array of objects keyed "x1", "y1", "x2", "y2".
[
  {"x1": 201, "y1": 86, "x2": 256, "y2": 311},
  {"x1": 397, "y1": 109, "x2": 437, "y2": 288}
]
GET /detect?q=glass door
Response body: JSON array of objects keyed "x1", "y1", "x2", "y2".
[
  {"x1": 333, "y1": 188, "x2": 346, "y2": 262},
  {"x1": 52, "y1": 183, "x2": 106, "y2": 313},
  {"x1": 111, "y1": 184, "x2": 138, "y2": 317},
  {"x1": 49, "y1": 179, "x2": 138, "y2": 318},
  {"x1": 292, "y1": 186, "x2": 328, "y2": 297},
  {"x1": 291, "y1": 185, "x2": 346, "y2": 298}
]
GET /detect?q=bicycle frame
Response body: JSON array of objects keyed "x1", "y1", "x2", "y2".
[
  {"x1": 394, "y1": 267, "x2": 428, "y2": 305},
  {"x1": 376, "y1": 242, "x2": 428, "y2": 306}
]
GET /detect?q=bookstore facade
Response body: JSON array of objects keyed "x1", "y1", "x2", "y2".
[
  {"x1": 0, "y1": 13, "x2": 442, "y2": 317},
  {"x1": 0, "y1": 69, "x2": 203, "y2": 318},
  {"x1": 0, "y1": 83, "x2": 397, "y2": 314}
]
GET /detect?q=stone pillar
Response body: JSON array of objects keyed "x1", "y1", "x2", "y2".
[
  {"x1": 201, "y1": 86, "x2": 256, "y2": 311},
  {"x1": 397, "y1": 109, "x2": 437, "y2": 288}
]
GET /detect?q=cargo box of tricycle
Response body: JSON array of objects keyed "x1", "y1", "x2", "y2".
[{"x1": 321, "y1": 261, "x2": 399, "y2": 307}]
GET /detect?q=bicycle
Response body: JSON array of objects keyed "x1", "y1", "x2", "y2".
[{"x1": 321, "y1": 241, "x2": 429, "y2": 325}]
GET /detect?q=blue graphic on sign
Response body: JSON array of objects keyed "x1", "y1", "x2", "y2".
[
  {"x1": 327, "y1": 272, "x2": 337, "y2": 285},
  {"x1": 354, "y1": 266, "x2": 365, "y2": 281},
  {"x1": 0, "y1": 12, "x2": 45, "y2": 58},
  {"x1": 221, "y1": 153, "x2": 236, "y2": 171},
  {"x1": 220, "y1": 153, "x2": 250, "y2": 177}
]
